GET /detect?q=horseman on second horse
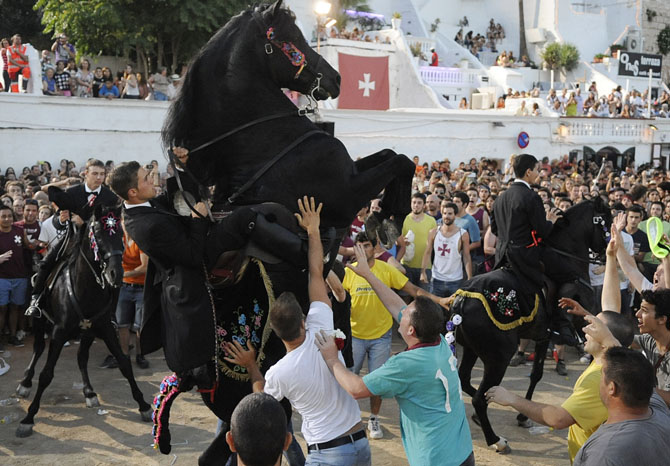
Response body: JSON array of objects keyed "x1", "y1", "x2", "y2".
[
  {"x1": 25, "y1": 159, "x2": 119, "y2": 318},
  {"x1": 491, "y1": 153, "x2": 562, "y2": 308}
]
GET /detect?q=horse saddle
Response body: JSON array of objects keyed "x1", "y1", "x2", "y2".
[{"x1": 209, "y1": 202, "x2": 337, "y2": 288}]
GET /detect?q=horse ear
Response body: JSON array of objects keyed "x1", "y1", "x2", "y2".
[{"x1": 271, "y1": 0, "x2": 283, "y2": 17}]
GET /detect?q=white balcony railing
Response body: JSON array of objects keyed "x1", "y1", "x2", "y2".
[{"x1": 419, "y1": 66, "x2": 480, "y2": 86}]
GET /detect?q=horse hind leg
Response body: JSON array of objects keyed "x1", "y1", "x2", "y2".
[
  {"x1": 458, "y1": 344, "x2": 478, "y2": 398},
  {"x1": 98, "y1": 321, "x2": 152, "y2": 418},
  {"x1": 517, "y1": 337, "x2": 550, "y2": 428},
  {"x1": 17, "y1": 318, "x2": 47, "y2": 398},
  {"x1": 199, "y1": 423, "x2": 233, "y2": 466},
  {"x1": 16, "y1": 328, "x2": 69, "y2": 437},
  {"x1": 472, "y1": 355, "x2": 512, "y2": 454}
]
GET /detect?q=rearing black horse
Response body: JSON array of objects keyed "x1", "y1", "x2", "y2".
[
  {"x1": 153, "y1": 2, "x2": 415, "y2": 464},
  {"x1": 15, "y1": 205, "x2": 152, "y2": 437},
  {"x1": 162, "y1": 0, "x2": 414, "y2": 231},
  {"x1": 450, "y1": 197, "x2": 610, "y2": 453}
]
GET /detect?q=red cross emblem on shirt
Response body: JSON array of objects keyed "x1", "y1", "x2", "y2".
[{"x1": 438, "y1": 243, "x2": 451, "y2": 256}]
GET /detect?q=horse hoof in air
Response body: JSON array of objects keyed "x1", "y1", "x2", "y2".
[
  {"x1": 140, "y1": 408, "x2": 152, "y2": 422},
  {"x1": 85, "y1": 395, "x2": 100, "y2": 408},
  {"x1": 16, "y1": 384, "x2": 31, "y2": 398},
  {"x1": 15, "y1": 423, "x2": 33, "y2": 438},
  {"x1": 491, "y1": 436, "x2": 511, "y2": 454}
]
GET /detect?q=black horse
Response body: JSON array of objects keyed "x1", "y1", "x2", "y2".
[
  {"x1": 15, "y1": 205, "x2": 152, "y2": 437},
  {"x1": 450, "y1": 197, "x2": 611, "y2": 453},
  {"x1": 152, "y1": 1, "x2": 414, "y2": 464}
]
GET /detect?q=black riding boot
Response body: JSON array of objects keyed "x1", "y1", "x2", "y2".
[
  {"x1": 25, "y1": 243, "x2": 61, "y2": 318},
  {"x1": 248, "y1": 213, "x2": 307, "y2": 269}
]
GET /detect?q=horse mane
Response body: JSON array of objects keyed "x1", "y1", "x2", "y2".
[{"x1": 162, "y1": 3, "x2": 285, "y2": 151}]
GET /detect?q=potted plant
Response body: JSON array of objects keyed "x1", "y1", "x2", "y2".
[
  {"x1": 409, "y1": 42, "x2": 425, "y2": 66},
  {"x1": 610, "y1": 44, "x2": 624, "y2": 58},
  {"x1": 391, "y1": 12, "x2": 402, "y2": 30},
  {"x1": 593, "y1": 53, "x2": 604, "y2": 64}
]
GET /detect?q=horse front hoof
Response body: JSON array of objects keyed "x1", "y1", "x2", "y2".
[
  {"x1": 491, "y1": 436, "x2": 511, "y2": 454},
  {"x1": 517, "y1": 417, "x2": 533, "y2": 428},
  {"x1": 85, "y1": 396, "x2": 100, "y2": 408},
  {"x1": 16, "y1": 384, "x2": 31, "y2": 398},
  {"x1": 140, "y1": 408, "x2": 152, "y2": 422},
  {"x1": 16, "y1": 423, "x2": 34, "y2": 438}
]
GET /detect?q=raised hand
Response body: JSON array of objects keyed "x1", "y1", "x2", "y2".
[
  {"x1": 559, "y1": 297, "x2": 592, "y2": 318},
  {"x1": 294, "y1": 196, "x2": 322, "y2": 234}
]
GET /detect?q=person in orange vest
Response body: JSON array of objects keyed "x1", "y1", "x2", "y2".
[
  {"x1": 8, "y1": 34, "x2": 31, "y2": 93},
  {"x1": 430, "y1": 47, "x2": 439, "y2": 67}
]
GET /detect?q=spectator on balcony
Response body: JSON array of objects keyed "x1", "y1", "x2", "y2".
[
  {"x1": 454, "y1": 29, "x2": 463, "y2": 45},
  {"x1": 531, "y1": 102, "x2": 541, "y2": 116},
  {"x1": 588, "y1": 81, "x2": 598, "y2": 98},
  {"x1": 583, "y1": 92, "x2": 595, "y2": 114},
  {"x1": 75, "y1": 59, "x2": 93, "y2": 98},
  {"x1": 149, "y1": 67, "x2": 169, "y2": 101},
  {"x1": 65, "y1": 58, "x2": 77, "y2": 77},
  {"x1": 574, "y1": 88, "x2": 584, "y2": 114},
  {"x1": 42, "y1": 67, "x2": 60, "y2": 96},
  {"x1": 496, "y1": 51, "x2": 509, "y2": 67},
  {"x1": 459, "y1": 97, "x2": 468, "y2": 110},
  {"x1": 121, "y1": 71, "x2": 140, "y2": 100},
  {"x1": 620, "y1": 104, "x2": 632, "y2": 119},
  {"x1": 546, "y1": 88, "x2": 558, "y2": 107},
  {"x1": 659, "y1": 103, "x2": 670, "y2": 118},
  {"x1": 552, "y1": 99, "x2": 563, "y2": 115},
  {"x1": 565, "y1": 93, "x2": 578, "y2": 116},
  {"x1": 40, "y1": 50, "x2": 53, "y2": 76},
  {"x1": 557, "y1": 89, "x2": 569, "y2": 107},
  {"x1": 1, "y1": 38, "x2": 10, "y2": 92},
  {"x1": 137, "y1": 73, "x2": 150, "y2": 100},
  {"x1": 515, "y1": 100, "x2": 529, "y2": 116},
  {"x1": 54, "y1": 60, "x2": 71, "y2": 97},
  {"x1": 51, "y1": 33, "x2": 75, "y2": 63},
  {"x1": 92, "y1": 67, "x2": 104, "y2": 97},
  {"x1": 99, "y1": 78, "x2": 119, "y2": 99},
  {"x1": 430, "y1": 48, "x2": 438, "y2": 67},
  {"x1": 496, "y1": 96, "x2": 505, "y2": 109},
  {"x1": 167, "y1": 74, "x2": 182, "y2": 100},
  {"x1": 464, "y1": 31, "x2": 474, "y2": 48}
]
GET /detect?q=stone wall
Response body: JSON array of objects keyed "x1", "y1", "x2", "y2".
[{"x1": 642, "y1": 0, "x2": 670, "y2": 83}]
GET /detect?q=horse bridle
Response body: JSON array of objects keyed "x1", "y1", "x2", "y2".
[
  {"x1": 544, "y1": 212, "x2": 609, "y2": 266},
  {"x1": 167, "y1": 8, "x2": 329, "y2": 218},
  {"x1": 79, "y1": 215, "x2": 123, "y2": 289}
]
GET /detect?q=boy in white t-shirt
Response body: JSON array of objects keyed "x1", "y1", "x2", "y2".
[{"x1": 225, "y1": 197, "x2": 370, "y2": 465}]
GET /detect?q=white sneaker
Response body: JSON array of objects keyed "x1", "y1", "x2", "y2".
[
  {"x1": 368, "y1": 417, "x2": 383, "y2": 439},
  {"x1": 0, "y1": 358, "x2": 10, "y2": 376},
  {"x1": 15, "y1": 330, "x2": 26, "y2": 341}
]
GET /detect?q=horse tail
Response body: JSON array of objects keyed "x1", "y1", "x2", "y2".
[{"x1": 151, "y1": 373, "x2": 183, "y2": 455}]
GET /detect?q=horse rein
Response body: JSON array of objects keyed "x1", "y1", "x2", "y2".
[
  {"x1": 544, "y1": 213, "x2": 609, "y2": 266},
  {"x1": 79, "y1": 220, "x2": 123, "y2": 289}
]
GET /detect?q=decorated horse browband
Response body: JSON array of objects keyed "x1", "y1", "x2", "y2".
[{"x1": 265, "y1": 27, "x2": 306, "y2": 79}]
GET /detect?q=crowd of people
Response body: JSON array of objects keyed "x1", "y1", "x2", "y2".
[
  {"x1": 1, "y1": 33, "x2": 185, "y2": 100},
  {"x1": 2, "y1": 148, "x2": 670, "y2": 464},
  {"x1": 454, "y1": 17, "x2": 506, "y2": 58}
]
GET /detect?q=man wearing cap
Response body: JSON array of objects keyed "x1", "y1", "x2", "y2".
[{"x1": 167, "y1": 74, "x2": 182, "y2": 100}]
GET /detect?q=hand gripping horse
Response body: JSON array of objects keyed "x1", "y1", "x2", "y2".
[
  {"x1": 152, "y1": 1, "x2": 415, "y2": 464},
  {"x1": 449, "y1": 197, "x2": 611, "y2": 453},
  {"x1": 15, "y1": 205, "x2": 152, "y2": 437}
]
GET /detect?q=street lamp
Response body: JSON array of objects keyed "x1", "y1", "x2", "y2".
[{"x1": 314, "y1": 1, "x2": 334, "y2": 52}]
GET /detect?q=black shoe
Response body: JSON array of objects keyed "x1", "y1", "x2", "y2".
[
  {"x1": 556, "y1": 359, "x2": 568, "y2": 376},
  {"x1": 136, "y1": 354, "x2": 149, "y2": 369},
  {"x1": 99, "y1": 354, "x2": 118, "y2": 369},
  {"x1": 509, "y1": 351, "x2": 525, "y2": 367},
  {"x1": 9, "y1": 336, "x2": 24, "y2": 347}
]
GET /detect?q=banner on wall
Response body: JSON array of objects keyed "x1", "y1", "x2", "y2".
[
  {"x1": 337, "y1": 53, "x2": 389, "y2": 110},
  {"x1": 617, "y1": 52, "x2": 662, "y2": 79}
]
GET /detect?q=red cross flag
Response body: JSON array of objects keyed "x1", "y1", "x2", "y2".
[{"x1": 337, "y1": 53, "x2": 389, "y2": 110}]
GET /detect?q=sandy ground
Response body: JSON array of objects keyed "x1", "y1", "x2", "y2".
[{"x1": 0, "y1": 331, "x2": 580, "y2": 465}]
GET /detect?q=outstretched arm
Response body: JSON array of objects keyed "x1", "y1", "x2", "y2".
[
  {"x1": 486, "y1": 386, "x2": 575, "y2": 430},
  {"x1": 602, "y1": 224, "x2": 622, "y2": 312},
  {"x1": 347, "y1": 244, "x2": 406, "y2": 322},
  {"x1": 295, "y1": 196, "x2": 329, "y2": 305}
]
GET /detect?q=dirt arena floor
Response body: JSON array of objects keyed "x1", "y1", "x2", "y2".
[{"x1": 0, "y1": 330, "x2": 580, "y2": 465}]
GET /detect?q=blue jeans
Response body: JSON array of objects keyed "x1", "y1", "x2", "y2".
[
  {"x1": 115, "y1": 284, "x2": 144, "y2": 331},
  {"x1": 352, "y1": 329, "x2": 391, "y2": 375},
  {"x1": 430, "y1": 278, "x2": 463, "y2": 298},
  {"x1": 305, "y1": 437, "x2": 371, "y2": 466},
  {"x1": 404, "y1": 266, "x2": 430, "y2": 291},
  {"x1": 154, "y1": 90, "x2": 168, "y2": 101}
]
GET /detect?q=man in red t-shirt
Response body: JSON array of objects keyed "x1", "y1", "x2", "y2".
[
  {"x1": 0, "y1": 205, "x2": 34, "y2": 348},
  {"x1": 14, "y1": 199, "x2": 40, "y2": 339}
]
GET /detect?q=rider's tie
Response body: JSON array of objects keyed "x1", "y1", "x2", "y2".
[{"x1": 87, "y1": 193, "x2": 97, "y2": 207}]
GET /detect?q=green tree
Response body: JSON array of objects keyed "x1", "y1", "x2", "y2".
[
  {"x1": 540, "y1": 42, "x2": 562, "y2": 70},
  {"x1": 541, "y1": 42, "x2": 580, "y2": 72},
  {"x1": 0, "y1": 0, "x2": 51, "y2": 49},
  {"x1": 559, "y1": 43, "x2": 580, "y2": 71},
  {"x1": 34, "y1": 0, "x2": 248, "y2": 75}
]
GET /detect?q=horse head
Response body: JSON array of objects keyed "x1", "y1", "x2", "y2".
[
  {"x1": 253, "y1": 0, "x2": 340, "y2": 100},
  {"x1": 87, "y1": 204, "x2": 124, "y2": 288}
]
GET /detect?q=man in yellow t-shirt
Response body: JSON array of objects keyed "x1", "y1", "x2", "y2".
[
  {"x1": 401, "y1": 193, "x2": 437, "y2": 291},
  {"x1": 343, "y1": 230, "x2": 443, "y2": 440},
  {"x1": 485, "y1": 310, "x2": 634, "y2": 462}
]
